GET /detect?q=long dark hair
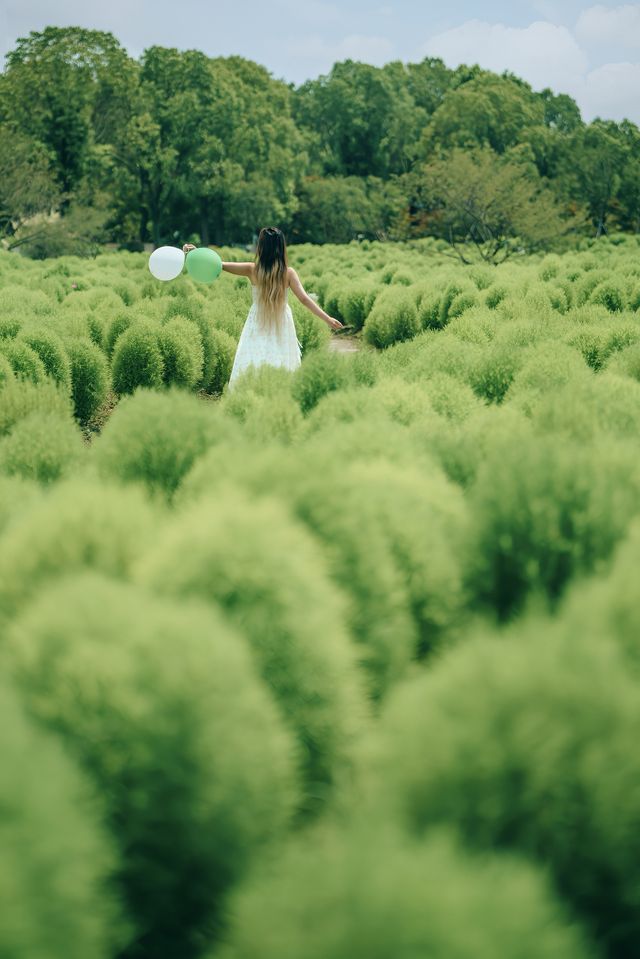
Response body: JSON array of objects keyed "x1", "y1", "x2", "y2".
[{"x1": 254, "y1": 226, "x2": 288, "y2": 333}]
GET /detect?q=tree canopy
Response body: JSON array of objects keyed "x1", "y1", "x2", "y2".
[{"x1": 0, "y1": 26, "x2": 638, "y2": 253}]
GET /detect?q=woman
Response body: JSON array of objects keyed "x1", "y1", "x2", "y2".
[{"x1": 183, "y1": 227, "x2": 344, "y2": 391}]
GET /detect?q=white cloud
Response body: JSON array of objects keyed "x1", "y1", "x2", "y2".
[
  {"x1": 579, "y1": 60, "x2": 640, "y2": 120},
  {"x1": 576, "y1": 4, "x2": 640, "y2": 48},
  {"x1": 275, "y1": 0, "x2": 342, "y2": 25},
  {"x1": 421, "y1": 19, "x2": 588, "y2": 92},
  {"x1": 289, "y1": 33, "x2": 395, "y2": 66},
  {"x1": 530, "y1": 1, "x2": 565, "y2": 21},
  {"x1": 419, "y1": 16, "x2": 640, "y2": 124}
]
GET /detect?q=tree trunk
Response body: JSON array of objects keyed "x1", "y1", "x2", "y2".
[
  {"x1": 213, "y1": 222, "x2": 224, "y2": 246},
  {"x1": 200, "y1": 204, "x2": 210, "y2": 246}
]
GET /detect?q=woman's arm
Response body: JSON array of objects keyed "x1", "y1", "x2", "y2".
[
  {"x1": 288, "y1": 268, "x2": 344, "y2": 329},
  {"x1": 221, "y1": 262, "x2": 255, "y2": 277},
  {"x1": 182, "y1": 245, "x2": 253, "y2": 279}
]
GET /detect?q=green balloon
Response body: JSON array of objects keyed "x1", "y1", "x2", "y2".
[{"x1": 186, "y1": 248, "x2": 222, "y2": 283}]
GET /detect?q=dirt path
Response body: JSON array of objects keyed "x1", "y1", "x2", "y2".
[{"x1": 328, "y1": 334, "x2": 360, "y2": 354}]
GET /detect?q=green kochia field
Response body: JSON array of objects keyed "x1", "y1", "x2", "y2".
[{"x1": 1, "y1": 235, "x2": 640, "y2": 959}]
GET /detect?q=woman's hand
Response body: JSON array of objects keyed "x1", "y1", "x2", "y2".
[
  {"x1": 327, "y1": 317, "x2": 345, "y2": 330},
  {"x1": 182, "y1": 243, "x2": 196, "y2": 254}
]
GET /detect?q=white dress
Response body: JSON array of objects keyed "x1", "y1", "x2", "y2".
[{"x1": 228, "y1": 283, "x2": 302, "y2": 391}]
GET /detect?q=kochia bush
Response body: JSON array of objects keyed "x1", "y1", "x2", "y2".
[
  {"x1": 465, "y1": 433, "x2": 640, "y2": 619},
  {"x1": 111, "y1": 321, "x2": 164, "y2": 395},
  {"x1": 0, "y1": 682, "x2": 124, "y2": 959},
  {"x1": 363, "y1": 288, "x2": 420, "y2": 349},
  {"x1": 8, "y1": 572, "x2": 298, "y2": 959},
  {"x1": 0, "y1": 411, "x2": 85, "y2": 484},
  {"x1": 93, "y1": 387, "x2": 230, "y2": 500},
  {"x1": 135, "y1": 488, "x2": 367, "y2": 803},
  {"x1": 16, "y1": 327, "x2": 71, "y2": 394},
  {"x1": 218, "y1": 823, "x2": 590, "y2": 959},
  {"x1": 66, "y1": 338, "x2": 110, "y2": 423},
  {"x1": 368, "y1": 628, "x2": 640, "y2": 958},
  {"x1": 0, "y1": 477, "x2": 160, "y2": 623}
]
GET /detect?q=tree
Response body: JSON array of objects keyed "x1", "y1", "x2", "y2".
[
  {"x1": 0, "y1": 27, "x2": 135, "y2": 206},
  {"x1": 104, "y1": 51, "x2": 306, "y2": 246},
  {"x1": 420, "y1": 146, "x2": 575, "y2": 264},
  {"x1": 560, "y1": 120, "x2": 627, "y2": 237},
  {"x1": 293, "y1": 60, "x2": 419, "y2": 178},
  {"x1": 0, "y1": 128, "x2": 60, "y2": 246},
  {"x1": 537, "y1": 89, "x2": 583, "y2": 133},
  {"x1": 289, "y1": 175, "x2": 406, "y2": 244},
  {"x1": 421, "y1": 73, "x2": 546, "y2": 159},
  {"x1": 613, "y1": 120, "x2": 640, "y2": 233},
  {"x1": 403, "y1": 57, "x2": 455, "y2": 116}
]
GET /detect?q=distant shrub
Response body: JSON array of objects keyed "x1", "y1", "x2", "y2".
[
  {"x1": 8, "y1": 573, "x2": 298, "y2": 959},
  {"x1": 339, "y1": 457, "x2": 467, "y2": 658},
  {"x1": 17, "y1": 327, "x2": 71, "y2": 394},
  {"x1": 0, "y1": 682, "x2": 124, "y2": 959},
  {"x1": 292, "y1": 349, "x2": 351, "y2": 414},
  {"x1": 337, "y1": 281, "x2": 377, "y2": 330},
  {"x1": 469, "y1": 343, "x2": 522, "y2": 403},
  {"x1": 66, "y1": 338, "x2": 110, "y2": 423},
  {"x1": 218, "y1": 823, "x2": 589, "y2": 959},
  {"x1": 111, "y1": 321, "x2": 164, "y2": 395},
  {"x1": 607, "y1": 342, "x2": 640, "y2": 381},
  {"x1": 437, "y1": 281, "x2": 477, "y2": 328},
  {"x1": 103, "y1": 311, "x2": 134, "y2": 357},
  {"x1": 136, "y1": 489, "x2": 367, "y2": 801},
  {"x1": 158, "y1": 317, "x2": 204, "y2": 389},
  {"x1": 0, "y1": 378, "x2": 74, "y2": 437},
  {"x1": 485, "y1": 284, "x2": 509, "y2": 308},
  {"x1": 538, "y1": 255, "x2": 561, "y2": 280},
  {"x1": 448, "y1": 288, "x2": 479, "y2": 320},
  {"x1": 202, "y1": 327, "x2": 236, "y2": 393},
  {"x1": 416, "y1": 287, "x2": 442, "y2": 329},
  {"x1": 364, "y1": 376, "x2": 434, "y2": 426},
  {"x1": 567, "y1": 327, "x2": 609, "y2": 370},
  {"x1": 421, "y1": 371, "x2": 481, "y2": 421},
  {"x1": 370, "y1": 628, "x2": 640, "y2": 959},
  {"x1": 446, "y1": 307, "x2": 497, "y2": 345},
  {"x1": 507, "y1": 343, "x2": 589, "y2": 414},
  {"x1": 0, "y1": 352, "x2": 14, "y2": 386},
  {"x1": 112, "y1": 278, "x2": 138, "y2": 306},
  {"x1": 402, "y1": 333, "x2": 479, "y2": 384},
  {"x1": 363, "y1": 289, "x2": 420, "y2": 349},
  {"x1": 301, "y1": 384, "x2": 392, "y2": 436},
  {"x1": 0, "y1": 341, "x2": 47, "y2": 384},
  {"x1": 533, "y1": 372, "x2": 640, "y2": 441},
  {"x1": 468, "y1": 265, "x2": 494, "y2": 289},
  {"x1": 290, "y1": 300, "x2": 331, "y2": 354},
  {"x1": 575, "y1": 269, "x2": 609, "y2": 305},
  {"x1": 466, "y1": 434, "x2": 640, "y2": 619},
  {"x1": 94, "y1": 388, "x2": 228, "y2": 500},
  {"x1": 390, "y1": 268, "x2": 415, "y2": 286},
  {"x1": 0, "y1": 475, "x2": 42, "y2": 537},
  {"x1": 590, "y1": 280, "x2": 626, "y2": 312},
  {"x1": 179, "y1": 429, "x2": 423, "y2": 698},
  {"x1": 0, "y1": 478, "x2": 159, "y2": 622},
  {"x1": 322, "y1": 280, "x2": 344, "y2": 320},
  {"x1": 85, "y1": 310, "x2": 108, "y2": 348},
  {"x1": 348, "y1": 346, "x2": 378, "y2": 386},
  {"x1": 222, "y1": 367, "x2": 304, "y2": 445},
  {"x1": 0, "y1": 411, "x2": 85, "y2": 484},
  {"x1": 0, "y1": 316, "x2": 22, "y2": 339}
]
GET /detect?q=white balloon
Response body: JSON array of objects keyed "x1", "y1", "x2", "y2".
[{"x1": 149, "y1": 246, "x2": 185, "y2": 281}]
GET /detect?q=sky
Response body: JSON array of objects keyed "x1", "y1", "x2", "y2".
[{"x1": 1, "y1": 0, "x2": 639, "y2": 122}]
